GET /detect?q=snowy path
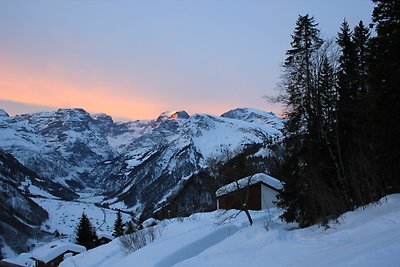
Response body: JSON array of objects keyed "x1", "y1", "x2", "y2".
[
  {"x1": 154, "y1": 225, "x2": 239, "y2": 267},
  {"x1": 115, "y1": 224, "x2": 239, "y2": 267}
]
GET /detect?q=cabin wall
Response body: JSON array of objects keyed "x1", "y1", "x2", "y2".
[
  {"x1": 34, "y1": 251, "x2": 80, "y2": 267},
  {"x1": 48, "y1": 253, "x2": 65, "y2": 267},
  {"x1": 261, "y1": 185, "x2": 279, "y2": 210},
  {"x1": 35, "y1": 261, "x2": 46, "y2": 267},
  {"x1": 217, "y1": 184, "x2": 261, "y2": 210}
]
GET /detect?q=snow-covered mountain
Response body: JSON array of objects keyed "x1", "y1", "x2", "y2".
[
  {"x1": 0, "y1": 107, "x2": 282, "y2": 220},
  {"x1": 0, "y1": 108, "x2": 151, "y2": 190},
  {"x1": 87, "y1": 109, "x2": 283, "y2": 218}
]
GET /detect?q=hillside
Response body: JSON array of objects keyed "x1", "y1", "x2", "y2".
[{"x1": 18, "y1": 194, "x2": 398, "y2": 267}]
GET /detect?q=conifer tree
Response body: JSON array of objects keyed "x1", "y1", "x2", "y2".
[
  {"x1": 278, "y1": 14, "x2": 332, "y2": 227},
  {"x1": 353, "y1": 21, "x2": 370, "y2": 94},
  {"x1": 125, "y1": 221, "x2": 136, "y2": 235},
  {"x1": 113, "y1": 210, "x2": 125, "y2": 237},
  {"x1": 336, "y1": 19, "x2": 376, "y2": 206},
  {"x1": 75, "y1": 212, "x2": 98, "y2": 249},
  {"x1": 336, "y1": 19, "x2": 358, "y2": 157},
  {"x1": 276, "y1": 1, "x2": 400, "y2": 228},
  {"x1": 369, "y1": 0, "x2": 400, "y2": 192}
]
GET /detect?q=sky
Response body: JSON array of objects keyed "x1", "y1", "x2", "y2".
[{"x1": 0, "y1": 0, "x2": 374, "y2": 120}]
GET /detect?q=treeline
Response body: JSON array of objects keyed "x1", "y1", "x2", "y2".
[
  {"x1": 75, "y1": 210, "x2": 136, "y2": 249},
  {"x1": 275, "y1": 0, "x2": 399, "y2": 227}
]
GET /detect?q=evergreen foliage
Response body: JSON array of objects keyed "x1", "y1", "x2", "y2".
[
  {"x1": 113, "y1": 210, "x2": 125, "y2": 237},
  {"x1": 277, "y1": 14, "x2": 342, "y2": 227},
  {"x1": 369, "y1": 0, "x2": 400, "y2": 192},
  {"x1": 75, "y1": 212, "x2": 98, "y2": 249},
  {"x1": 125, "y1": 221, "x2": 136, "y2": 235},
  {"x1": 276, "y1": 0, "x2": 400, "y2": 227}
]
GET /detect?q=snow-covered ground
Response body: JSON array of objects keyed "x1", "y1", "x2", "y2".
[
  {"x1": 50, "y1": 194, "x2": 400, "y2": 267},
  {"x1": 31, "y1": 197, "x2": 132, "y2": 237}
]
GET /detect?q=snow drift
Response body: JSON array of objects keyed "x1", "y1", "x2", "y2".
[{"x1": 59, "y1": 194, "x2": 400, "y2": 267}]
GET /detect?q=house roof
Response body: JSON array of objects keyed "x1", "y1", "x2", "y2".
[
  {"x1": 31, "y1": 241, "x2": 86, "y2": 263},
  {"x1": 98, "y1": 233, "x2": 114, "y2": 240},
  {"x1": 216, "y1": 173, "x2": 284, "y2": 197}
]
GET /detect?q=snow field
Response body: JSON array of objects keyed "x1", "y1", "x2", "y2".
[
  {"x1": 31, "y1": 197, "x2": 132, "y2": 238},
  {"x1": 61, "y1": 194, "x2": 400, "y2": 267}
]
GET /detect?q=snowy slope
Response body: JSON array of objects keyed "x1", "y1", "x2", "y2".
[
  {"x1": 30, "y1": 197, "x2": 132, "y2": 238},
  {"x1": 56, "y1": 194, "x2": 400, "y2": 267},
  {"x1": 0, "y1": 148, "x2": 76, "y2": 257}
]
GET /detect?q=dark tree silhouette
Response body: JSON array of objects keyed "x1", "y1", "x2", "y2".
[
  {"x1": 75, "y1": 212, "x2": 98, "y2": 249},
  {"x1": 113, "y1": 210, "x2": 125, "y2": 237},
  {"x1": 276, "y1": 0, "x2": 400, "y2": 227},
  {"x1": 125, "y1": 221, "x2": 136, "y2": 235},
  {"x1": 369, "y1": 0, "x2": 400, "y2": 193}
]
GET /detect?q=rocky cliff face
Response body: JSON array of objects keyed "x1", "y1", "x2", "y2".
[{"x1": 0, "y1": 149, "x2": 51, "y2": 253}]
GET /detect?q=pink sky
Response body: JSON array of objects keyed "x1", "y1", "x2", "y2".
[
  {"x1": 0, "y1": 0, "x2": 373, "y2": 120},
  {"x1": 0, "y1": 58, "x2": 281, "y2": 120}
]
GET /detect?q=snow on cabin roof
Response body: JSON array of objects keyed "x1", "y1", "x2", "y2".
[
  {"x1": 216, "y1": 173, "x2": 283, "y2": 197},
  {"x1": 98, "y1": 233, "x2": 114, "y2": 240},
  {"x1": 31, "y1": 241, "x2": 86, "y2": 263}
]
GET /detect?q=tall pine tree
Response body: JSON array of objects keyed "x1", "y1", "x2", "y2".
[
  {"x1": 113, "y1": 210, "x2": 125, "y2": 237},
  {"x1": 336, "y1": 19, "x2": 380, "y2": 207},
  {"x1": 278, "y1": 14, "x2": 336, "y2": 227},
  {"x1": 75, "y1": 212, "x2": 98, "y2": 249},
  {"x1": 369, "y1": 0, "x2": 400, "y2": 193}
]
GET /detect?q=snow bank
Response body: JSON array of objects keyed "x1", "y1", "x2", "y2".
[{"x1": 58, "y1": 194, "x2": 400, "y2": 267}]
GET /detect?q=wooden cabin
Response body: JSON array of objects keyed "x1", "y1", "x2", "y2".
[
  {"x1": 30, "y1": 241, "x2": 86, "y2": 267},
  {"x1": 97, "y1": 233, "x2": 113, "y2": 246},
  {"x1": 216, "y1": 173, "x2": 283, "y2": 210},
  {"x1": 0, "y1": 260, "x2": 25, "y2": 267}
]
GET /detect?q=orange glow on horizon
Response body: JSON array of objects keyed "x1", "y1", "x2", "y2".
[
  {"x1": 0, "y1": 63, "x2": 163, "y2": 120},
  {"x1": 0, "y1": 59, "x2": 282, "y2": 121}
]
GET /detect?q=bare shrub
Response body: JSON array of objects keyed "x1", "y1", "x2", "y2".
[{"x1": 119, "y1": 224, "x2": 165, "y2": 254}]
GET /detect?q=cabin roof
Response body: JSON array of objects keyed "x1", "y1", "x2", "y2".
[
  {"x1": 31, "y1": 241, "x2": 86, "y2": 263},
  {"x1": 97, "y1": 233, "x2": 114, "y2": 240},
  {"x1": 216, "y1": 173, "x2": 283, "y2": 197}
]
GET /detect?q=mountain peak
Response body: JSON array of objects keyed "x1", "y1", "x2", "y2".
[
  {"x1": 0, "y1": 109, "x2": 10, "y2": 118},
  {"x1": 92, "y1": 113, "x2": 114, "y2": 123},
  {"x1": 221, "y1": 108, "x2": 273, "y2": 119},
  {"x1": 168, "y1": 110, "x2": 190, "y2": 120},
  {"x1": 221, "y1": 108, "x2": 283, "y2": 129},
  {"x1": 56, "y1": 108, "x2": 88, "y2": 114},
  {"x1": 156, "y1": 110, "x2": 190, "y2": 122},
  {"x1": 54, "y1": 108, "x2": 92, "y2": 122}
]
